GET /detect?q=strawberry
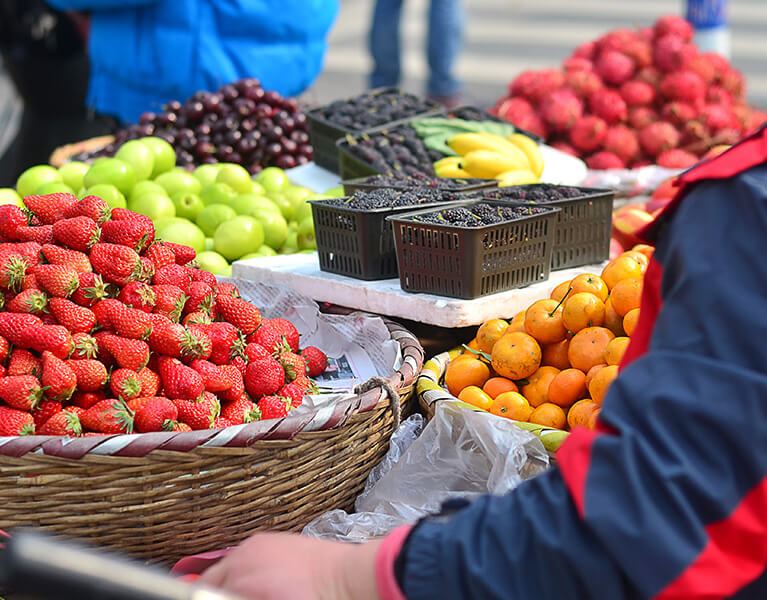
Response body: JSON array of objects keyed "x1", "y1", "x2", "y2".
[
  {"x1": 99, "y1": 334, "x2": 150, "y2": 371},
  {"x1": 33, "y1": 264, "x2": 79, "y2": 298},
  {"x1": 171, "y1": 421, "x2": 192, "y2": 432},
  {"x1": 215, "y1": 282, "x2": 240, "y2": 298},
  {"x1": 48, "y1": 297, "x2": 96, "y2": 333},
  {"x1": 41, "y1": 351, "x2": 76, "y2": 402},
  {"x1": 71, "y1": 272, "x2": 109, "y2": 307},
  {"x1": 153, "y1": 264, "x2": 192, "y2": 293},
  {"x1": 8, "y1": 242, "x2": 42, "y2": 266},
  {"x1": 292, "y1": 374, "x2": 318, "y2": 394},
  {"x1": 51, "y1": 217, "x2": 101, "y2": 253},
  {"x1": 0, "y1": 205, "x2": 28, "y2": 241},
  {"x1": 41, "y1": 313, "x2": 58, "y2": 325},
  {"x1": 117, "y1": 281, "x2": 155, "y2": 312},
  {"x1": 70, "y1": 332, "x2": 99, "y2": 359},
  {"x1": 173, "y1": 392, "x2": 219, "y2": 430},
  {"x1": 110, "y1": 368, "x2": 143, "y2": 401},
  {"x1": 138, "y1": 256, "x2": 155, "y2": 283},
  {"x1": 244, "y1": 342, "x2": 269, "y2": 362},
  {"x1": 66, "y1": 359, "x2": 108, "y2": 392},
  {"x1": 20, "y1": 273, "x2": 40, "y2": 291},
  {"x1": 218, "y1": 364, "x2": 245, "y2": 402},
  {"x1": 16, "y1": 225, "x2": 53, "y2": 244},
  {"x1": 183, "y1": 282, "x2": 214, "y2": 315},
  {"x1": 230, "y1": 356, "x2": 248, "y2": 378},
  {"x1": 251, "y1": 318, "x2": 299, "y2": 353},
  {"x1": 257, "y1": 395, "x2": 291, "y2": 420},
  {"x1": 136, "y1": 367, "x2": 160, "y2": 397},
  {"x1": 7, "y1": 349, "x2": 42, "y2": 378},
  {"x1": 90, "y1": 242, "x2": 141, "y2": 286},
  {"x1": 24, "y1": 193, "x2": 78, "y2": 224},
  {"x1": 41, "y1": 244, "x2": 92, "y2": 273},
  {"x1": 134, "y1": 397, "x2": 178, "y2": 432},
  {"x1": 189, "y1": 359, "x2": 228, "y2": 392},
  {"x1": 212, "y1": 417, "x2": 234, "y2": 429},
  {"x1": 143, "y1": 242, "x2": 176, "y2": 271},
  {"x1": 221, "y1": 396, "x2": 261, "y2": 424},
  {"x1": 0, "y1": 252, "x2": 31, "y2": 291},
  {"x1": 207, "y1": 322, "x2": 245, "y2": 365},
  {"x1": 65, "y1": 195, "x2": 112, "y2": 224},
  {"x1": 0, "y1": 313, "x2": 43, "y2": 345},
  {"x1": 110, "y1": 303, "x2": 154, "y2": 340},
  {"x1": 152, "y1": 284, "x2": 187, "y2": 322},
  {"x1": 38, "y1": 408, "x2": 84, "y2": 436},
  {"x1": 163, "y1": 242, "x2": 196, "y2": 265},
  {"x1": 111, "y1": 208, "x2": 155, "y2": 242},
  {"x1": 0, "y1": 406, "x2": 35, "y2": 436},
  {"x1": 277, "y1": 348, "x2": 307, "y2": 382},
  {"x1": 92, "y1": 298, "x2": 122, "y2": 329},
  {"x1": 301, "y1": 346, "x2": 328, "y2": 377},
  {"x1": 190, "y1": 268, "x2": 217, "y2": 288},
  {"x1": 71, "y1": 390, "x2": 105, "y2": 409},
  {"x1": 5, "y1": 288, "x2": 48, "y2": 315},
  {"x1": 0, "y1": 335, "x2": 8, "y2": 363},
  {"x1": 215, "y1": 294, "x2": 261, "y2": 335},
  {"x1": 126, "y1": 396, "x2": 152, "y2": 412},
  {"x1": 80, "y1": 398, "x2": 134, "y2": 434},
  {"x1": 0, "y1": 375, "x2": 45, "y2": 410},
  {"x1": 183, "y1": 311, "x2": 212, "y2": 326},
  {"x1": 158, "y1": 356, "x2": 205, "y2": 400},
  {"x1": 32, "y1": 399, "x2": 62, "y2": 428},
  {"x1": 245, "y1": 357, "x2": 285, "y2": 399},
  {"x1": 26, "y1": 325, "x2": 73, "y2": 359},
  {"x1": 101, "y1": 218, "x2": 153, "y2": 253},
  {"x1": 148, "y1": 321, "x2": 204, "y2": 359},
  {"x1": 278, "y1": 382, "x2": 305, "y2": 409}
]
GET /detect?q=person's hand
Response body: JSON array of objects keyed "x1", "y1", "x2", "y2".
[{"x1": 198, "y1": 532, "x2": 383, "y2": 600}]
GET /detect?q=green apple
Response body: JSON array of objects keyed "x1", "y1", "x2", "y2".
[
  {"x1": 205, "y1": 237, "x2": 215, "y2": 251},
  {"x1": 35, "y1": 181, "x2": 74, "y2": 195},
  {"x1": 115, "y1": 139, "x2": 155, "y2": 181},
  {"x1": 128, "y1": 191, "x2": 176, "y2": 221},
  {"x1": 58, "y1": 161, "x2": 89, "y2": 193},
  {"x1": 285, "y1": 185, "x2": 313, "y2": 209},
  {"x1": 323, "y1": 185, "x2": 344, "y2": 198},
  {"x1": 270, "y1": 194, "x2": 295, "y2": 221},
  {"x1": 84, "y1": 184, "x2": 126, "y2": 209},
  {"x1": 0, "y1": 188, "x2": 23, "y2": 206},
  {"x1": 130, "y1": 181, "x2": 167, "y2": 205},
  {"x1": 251, "y1": 181, "x2": 266, "y2": 196},
  {"x1": 155, "y1": 216, "x2": 192, "y2": 231},
  {"x1": 280, "y1": 230, "x2": 299, "y2": 254},
  {"x1": 230, "y1": 193, "x2": 280, "y2": 216},
  {"x1": 156, "y1": 221, "x2": 206, "y2": 253},
  {"x1": 213, "y1": 216, "x2": 263, "y2": 261},
  {"x1": 215, "y1": 163, "x2": 253, "y2": 194},
  {"x1": 200, "y1": 182, "x2": 237, "y2": 207},
  {"x1": 193, "y1": 164, "x2": 221, "y2": 189},
  {"x1": 84, "y1": 158, "x2": 136, "y2": 196},
  {"x1": 255, "y1": 167, "x2": 289, "y2": 196},
  {"x1": 297, "y1": 217, "x2": 316, "y2": 250},
  {"x1": 197, "y1": 203, "x2": 237, "y2": 237},
  {"x1": 253, "y1": 210, "x2": 288, "y2": 250},
  {"x1": 239, "y1": 245, "x2": 278, "y2": 260},
  {"x1": 196, "y1": 251, "x2": 230, "y2": 275},
  {"x1": 140, "y1": 137, "x2": 176, "y2": 177},
  {"x1": 155, "y1": 170, "x2": 201, "y2": 198},
  {"x1": 16, "y1": 165, "x2": 62, "y2": 198},
  {"x1": 172, "y1": 190, "x2": 205, "y2": 221},
  {"x1": 294, "y1": 199, "x2": 313, "y2": 223}
]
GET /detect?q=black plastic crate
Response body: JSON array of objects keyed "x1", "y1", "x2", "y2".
[
  {"x1": 305, "y1": 88, "x2": 442, "y2": 174},
  {"x1": 342, "y1": 175, "x2": 497, "y2": 196},
  {"x1": 309, "y1": 191, "x2": 466, "y2": 281},
  {"x1": 388, "y1": 201, "x2": 560, "y2": 299},
  {"x1": 480, "y1": 184, "x2": 614, "y2": 270}
]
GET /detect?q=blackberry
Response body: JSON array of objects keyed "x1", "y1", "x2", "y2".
[{"x1": 320, "y1": 90, "x2": 436, "y2": 131}]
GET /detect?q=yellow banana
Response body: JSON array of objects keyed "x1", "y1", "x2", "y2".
[
  {"x1": 435, "y1": 164, "x2": 472, "y2": 178},
  {"x1": 460, "y1": 150, "x2": 531, "y2": 179},
  {"x1": 448, "y1": 133, "x2": 529, "y2": 166},
  {"x1": 433, "y1": 156, "x2": 463, "y2": 171},
  {"x1": 496, "y1": 169, "x2": 539, "y2": 186},
  {"x1": 507, "y1": 133, "x2": 545, "y2": 178}
]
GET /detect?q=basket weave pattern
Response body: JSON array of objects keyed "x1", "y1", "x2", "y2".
[{"x1": 0, "y1": 319, "x2": 423, "y2": 565}]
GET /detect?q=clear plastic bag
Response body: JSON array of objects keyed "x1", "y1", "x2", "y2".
[{"x1": 582, "y1": 165, "x2": 683, "y2": 197}]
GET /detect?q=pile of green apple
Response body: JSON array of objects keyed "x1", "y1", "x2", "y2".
[{"x1": 1, "y1": 137, "x2": 341, "y2": 276}]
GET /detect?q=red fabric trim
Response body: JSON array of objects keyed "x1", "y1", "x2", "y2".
[
  {"x1": 556, "y1": 428, "x2": 601, "y2": 518},
  {"x1": 655, "y1": 477, "x2": 767, "y2": 599},
  {"x1": 620, "y1": 256, "x2": 664, "y2": 370},
  {"x1": 375, "y1": 525, "x2": 412, "y2": 600}
]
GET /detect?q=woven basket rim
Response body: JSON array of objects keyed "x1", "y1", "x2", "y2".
[{"x1": 0, "y1": 317, "x2": 423, "y2": 459}]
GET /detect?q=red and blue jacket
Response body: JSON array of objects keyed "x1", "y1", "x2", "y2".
[{"x1": 376, "y1": 124, "x2": 767, "y2": 600}]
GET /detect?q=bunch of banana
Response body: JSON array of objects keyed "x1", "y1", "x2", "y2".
[{"x1": 433, "y1": 132, "x2": 545, "y2": 186}]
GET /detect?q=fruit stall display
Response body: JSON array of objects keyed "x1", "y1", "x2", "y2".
[
  {"x1": 491, "y1": 15, "x2": 767, "y2": 170},
  {"x1": 417, "y1": 246, "x2": 651, "y2": 451}
]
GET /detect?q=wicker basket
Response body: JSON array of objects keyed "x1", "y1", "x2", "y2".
[
  {"x1": 49, "y1": 135, "x2": 114, "y2": 167},
  {"x1": 0, "y1": 318, "x2": 423, "y2": 565},
  {"x1": 416, "y1": 349, "x2": 568, "y2": 453}
]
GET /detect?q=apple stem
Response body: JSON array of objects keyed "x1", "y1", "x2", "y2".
[{"x1": 549, "y1": 287, "x2": 573, "y2": 317}]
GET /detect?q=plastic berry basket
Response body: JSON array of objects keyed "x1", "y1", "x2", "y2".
[
  {"x1": 387, "y1": 200, "x2": 560, "y2": 299},
  {"x1": 309, "y1": 192, "x2": 466, "y2": 281},
  {"x1": 341, "y1": 175, "x2": 498, "y2": 196},
  {"x1": 481, "y1": 185, "x2": 615, "y2": 271},
  {"x1": 305, "y1": 88, "x2": 443, "y2": 174}
]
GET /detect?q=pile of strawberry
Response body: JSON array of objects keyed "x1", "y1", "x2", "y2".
[
  {"x1": 491, "y1": 15, "x2": 767, "y2": 170},
  {"x1": 0, "y1": 192, "x2": 328, "y2": 437}
]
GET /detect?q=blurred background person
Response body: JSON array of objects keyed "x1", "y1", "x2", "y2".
[{"x1": 369, "y1": 0, "x2": 464, "y2": 107}]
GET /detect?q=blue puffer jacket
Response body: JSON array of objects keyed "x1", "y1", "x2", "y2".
[{"x1": 46, "y1": 0, "x2": 338, "y2": 123}]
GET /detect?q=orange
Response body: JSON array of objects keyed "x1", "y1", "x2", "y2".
[
  {"x1": 570, "y1": 273, "x2": 609, "y2": 302},
  {"x1": 529, "y1": 402, "x2": 567, "y2": 430},
  {"x1": 601, "y1": 256, "x2": 645, "y2": 290},
  {"x1": 604, "y1": 336, "x2": 630, "y2": 366},
  {"x1": 522, "y1": 369, "x2": 559, "y2": 408},
  {"x1": 610, "y1": 277, "x2": 643, "y2": 317},
  {"x1": 621, "y1": 250, "x2": 649, "y2": 269},
  {"x1": 466, "y1": 338, "x2": 481, "y2": 351},
  {"x1": 568, "y1": 327, "x2": 615, "y2": 373},
  {"x1": 526, "y1": 365, "x2": 561, "y2": 383},
  {"x1": 491, "y1": 332, "x2": 541, "y2": 380},
  {"x1": 587, "y1": 408, "x2": 601, "y2": 429},
  {"x1": 548, "y1": 368, "x2": 587, "y2": 408},
  {"x1": 562, "y1": 292, "x2": 605, "y2": 333},
  {"x1": 445, "y1": 355, "x2": 490, "y2": 396},
  {"x1": 541, "y1": 338, "x2": 571, "y2": 370},
  {"x1": 623, "y1": 308, "x2": 640, "y2": 336},
  {"x1": 483, "y1": 377, "x2": 518, "y2": 399},
  {"x1": 631, "y1": 244, "x2": 654, "y2": 259},
  {"x1": 585, "y1": 363, "x2": 608, "y2": 388},
  {"x1": 458, "y1": 386, "x2": 494, "y2": 411},
  {"x1": 567, "y1": 400, "x2": 599, "y2": 430},
  {"x1": 550, "y1": 280, "x2": 572, "y2": 302},
  {"x1": 603, "y1": 297, "x2": 626, "y2": 337},
  {"x1": 507, "y1": 310, "x2": 527, "y2": 334},
  {"x1": 476, "y1": 318, "x2": 509, "y2": 353},
  {"x1": 490, "y1": 391, "x2": 533, "y2": 421},
  {"x1": 524, "y1": 299, "x2": 567, "y2": 344},
  {"x1": 588, "y1": 364, "x2": 619, "y2": 405}
]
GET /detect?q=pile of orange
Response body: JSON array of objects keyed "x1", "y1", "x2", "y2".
[{"x1": 445, "y1": 244, "x2": 652, "y2": 431}]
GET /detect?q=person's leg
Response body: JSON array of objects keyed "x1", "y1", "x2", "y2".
[
  {"x1": 369, "y1": 0, "x2": 404, "y2": 89},
  {"x1": 427, "y1": 0, "x2": 464, "y2": 98}
]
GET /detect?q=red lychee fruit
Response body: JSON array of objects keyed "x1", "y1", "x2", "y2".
[
  {"x1": 628, "y1": 107, "x2": 659, "y2": 130},
  {"x1": 564, "y1": 69, "x2": 604, "y2": 99},
  {"x1": 595, "y1": 50, "x2": 636, "y2": 86},
  {"x1": 639, "y1": 121, "x2": 681, "y2": 157},
  {"x1": 603, "y1": 125, "x2": 640, "y2": 164},
  {"x1": 657, "y1": 149, "x2": 699, "y2": 169},
  {"x1": 654, "y1": 35, "x2": 698, "y2": 72},
  {"x1": 589, "y1": 89, "x2": 628, "y2": 124},
  {"x1": 653, "y1": 15, "x2": 694, "y2": 42},
  {"x1": 586, "y1": 151, "x2": 625, "y2": 170},
  {"x1": 540, "y1": 89, "x2": 583, "y2": 133},
  {"x1": 659, "y1": 71, "x2": 706, "y2": 104},
  {"x1": 569, "y1": 115, "x2": 608, "y2": 153},
  {"x1": 619, "y1": 80, "x2": 656, "y2": 107}
]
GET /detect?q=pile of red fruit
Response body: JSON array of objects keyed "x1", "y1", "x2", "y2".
[
  {"x1": 0, "y1": 193, "x2": 328, "y2": 437},
  {"x1": 492, "y1": 15, "x2": 767, "y2": 170}
]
